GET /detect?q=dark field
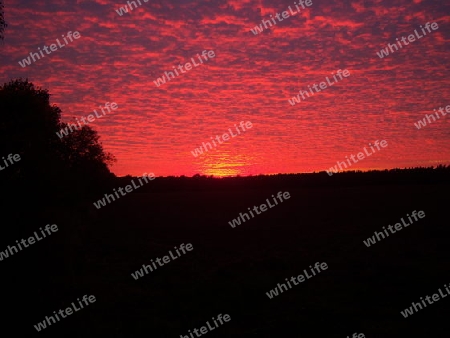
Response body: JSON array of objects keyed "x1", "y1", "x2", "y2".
[{"x1": 7, "y1": 173, "x2": 450, "y2": 337}]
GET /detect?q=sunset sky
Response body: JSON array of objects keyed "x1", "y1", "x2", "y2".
[{"x1": 1, "y1": 0, "x2": 449, "y2": 177}]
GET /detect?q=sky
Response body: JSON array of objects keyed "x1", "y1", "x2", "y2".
[{"x1": 1, "y1": 0, "x2": 449, "y2": 177}]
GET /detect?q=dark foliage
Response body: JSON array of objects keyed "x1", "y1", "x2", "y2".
[
  {"x1": 0, "y1": 0, "x2": 6, "y2": 41},
  {"x1": 0, "y1": 78, "x2": 115, "y2": 203}
]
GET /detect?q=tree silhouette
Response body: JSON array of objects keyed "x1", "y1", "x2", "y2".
[
  {"x1": 0, "y1": 79, "x2": 115, "y2": 199},
  {"x1": 0, "y1": 0, "x2": 7, "y2": 41},
  {"x1": 59, "y1": 123, "x2": 115, "y2": 176}
]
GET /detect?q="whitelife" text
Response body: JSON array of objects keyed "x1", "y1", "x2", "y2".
[
  {"x1": 18, "y1": 31, "x2": 81, "y2": 68},
  {"x1": 191, "y1": 121, "x2": 252, "y2": 158},
  {"x1": 153, "y1": 50, "x2": 215, "y2": 87},
  {"x1": 131, "y1": 243, "x2": 193, "y2": 280},
  {"x1": 0, "y1": 224, "x2": 58, "y2": 261}
]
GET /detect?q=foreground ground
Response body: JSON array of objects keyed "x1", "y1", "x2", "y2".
[{"x1": 10, "y1": 178, "x2": 450, "y2": 337}]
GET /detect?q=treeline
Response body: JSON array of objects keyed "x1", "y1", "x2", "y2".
[{"x1": 120, "y1": 165, "x2": 450, "y2": 193}]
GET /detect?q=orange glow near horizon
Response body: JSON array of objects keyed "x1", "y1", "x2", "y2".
[{"x1": 1, "y1": 0, "x2": 449, "y2": 177}]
